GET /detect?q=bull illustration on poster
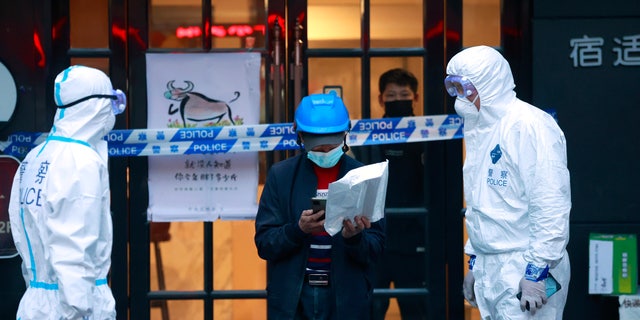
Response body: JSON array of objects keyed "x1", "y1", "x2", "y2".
[{"x1": 165, "y1": 80, "x2": 242, "y2": 127}]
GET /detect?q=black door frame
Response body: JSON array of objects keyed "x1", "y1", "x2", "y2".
[{"x1": 50, "y1": 0, "x2": 468, "y2": 319}]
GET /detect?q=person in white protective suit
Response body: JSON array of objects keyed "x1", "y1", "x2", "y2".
[
  {"x1": 445, "y1": 46, "x2": 571, "y2": 319},
  {"x1": 8, "y1": 65, "x2": 125, "y2": 320}
]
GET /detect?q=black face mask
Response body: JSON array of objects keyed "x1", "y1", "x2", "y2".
[{"x1": 384, "y1": 100, "x2": 414, "y2": 118}]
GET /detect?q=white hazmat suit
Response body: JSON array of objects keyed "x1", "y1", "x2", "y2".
[
  {"x1": 447, "y1": 46, "x2": 571, "y2": 319},
  {"x1": 9, "y1": 66, "x2": 118, "y2": 319}
]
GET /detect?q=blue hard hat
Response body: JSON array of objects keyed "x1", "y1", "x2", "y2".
[{"x1": 294, "y1": 93, "x2": 350, "y2": 134}]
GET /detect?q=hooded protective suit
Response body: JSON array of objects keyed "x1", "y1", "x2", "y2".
[
  {"x1": 9, "y1": 66, "x2": 117, "y2": 319},
  {"x1": 447, "y1": 46, "x2": 571, "y2": 319}
]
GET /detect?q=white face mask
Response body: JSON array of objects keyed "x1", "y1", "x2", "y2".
[
  {"x1": 307, "y1": 145, "x2": 344, "y2": 168},
  {"x1": 454, "y1": 95, "x2": 479, "y2": 119}
]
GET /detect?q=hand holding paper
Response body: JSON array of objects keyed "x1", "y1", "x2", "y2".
[
  {"x1": 341, "y1": 215, "x2": 371, "y2": 238},
  {"x1": 324, "y1": 160, "x2": 389, "y2": 236}
]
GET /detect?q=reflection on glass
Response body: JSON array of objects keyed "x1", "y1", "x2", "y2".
[
  {"x1": 371, "y1": 57, "x2": 424, "y2": 118},
  {"x1": 371, "y1": 0, "x2": 423, "y2": 48},
  {"x1": 308, "y1": 0, "x2": 361, "y2": 49},
  {"x1": 463, "y1": 0, "x2": 500, "y2": 47},
  {"x1": 70, "y1": 0, "x2": 109, "y2": 48},
  {"x1": 149, "y1": 1, "x2": 266, "y2": 49},
  {"x1": 308, "y1": 58, "x2": 362, "y2": 120}
]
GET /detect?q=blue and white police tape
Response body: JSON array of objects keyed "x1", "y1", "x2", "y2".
[{"x1": 0, "y1": 114, "x2": 464, "y2": 158}]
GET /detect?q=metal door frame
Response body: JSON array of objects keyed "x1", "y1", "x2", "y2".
[{"x1": 50, "y1": 0, "x2": 467, "y2": 319}]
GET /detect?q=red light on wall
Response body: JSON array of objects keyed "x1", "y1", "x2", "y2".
[
  {"x1": 254, "y1": 25, "x2": 266, "y2": 34},
  {"x1": 176, "y1": 26, "x2": 202, "y2": 38},
  {"x1": 227, "y1": 25, "x2": 253, "y2": 37},
  {"x1": 211, "y1": 26, "x2": 226, "y2": 37},
  {"x1": 176, "y1": 24, "x2": 264, "y2": 39}
]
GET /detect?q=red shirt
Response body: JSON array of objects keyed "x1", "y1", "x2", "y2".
[{"x1": 306, "y1": 163, "x2": 339, "y2": 274}]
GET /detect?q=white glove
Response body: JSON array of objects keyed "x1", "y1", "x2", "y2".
[
  {"x1": 518, "y1": 277, "x2": 547, "y2": 315},
  {"x1": 463, "y1": 271, "x2": 477, "y2": 307}
]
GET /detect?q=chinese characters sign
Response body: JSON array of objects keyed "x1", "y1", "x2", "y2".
[
  {"x1": 532, "y1": 18, "x2": 640, "y2": 223},
  {"x1": 570, "y1": 34, "x2": 640, "y2": 67}
]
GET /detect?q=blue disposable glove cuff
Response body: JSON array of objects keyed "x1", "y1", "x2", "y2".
[
  {"x1": 468, "y1": 255, "x2": 476, "y2": 270},
  {"x1": 524, "y1": 263, "x2": 549, "y2": 282}
]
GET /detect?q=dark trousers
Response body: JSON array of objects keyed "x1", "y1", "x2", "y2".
[{"x1": 295, "y1": 282, "x2": 333, "y2": 320}]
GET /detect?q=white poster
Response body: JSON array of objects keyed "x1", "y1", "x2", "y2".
[{"x1": 145, "y1": 53, "x2": 261, "y2": 221}]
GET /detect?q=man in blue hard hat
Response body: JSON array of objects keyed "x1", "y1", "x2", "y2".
[{"x1": 254, "y1": 93, "x2": 386, "y2": 319}]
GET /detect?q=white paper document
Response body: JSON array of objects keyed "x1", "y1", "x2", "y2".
[
  {"x1": 589, "y1": 239, "x2": 614, "y2": 294},
  {"x1": 324, "y1": 160, "x2": 389, "y2": 236}
]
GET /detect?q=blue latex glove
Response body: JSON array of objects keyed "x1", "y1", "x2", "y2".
[{"x1": 518, "y1": 277, "x2": 547, "y2": 315}]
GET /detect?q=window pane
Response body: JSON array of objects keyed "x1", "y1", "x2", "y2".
[
  {"x1": 149, "y1": 300, "x2": 203, "y2": 319},
  {"x1": 308, "y1": 0, "x2": 361, "y2": 49},
  {"x1": 463, "y1": 0, "x2": 500, "y2": 47},
  {"x1": 371, "y1": 0, "x2": 423, "y2": 48},
  {"x1": 308, "y1": 58, "x2": 362, "y2": 120},
  {"x1": 211, "y1": 0, "x2": 267, "y2": 49},
  {"x1": 211, "y1": 220, "x2": 267, "y2": 317},
  {"x1": 149, "y1": 221, "x2": 204, "y2": 290},
  {"x1": 150, "y1": 1, "x2": 204, "y2": 49},
  {"x1": 150, "y1": 1, "x2": 266, "y2": 49},
  {"x1": 70, "y1": 0, "x2": 109, "y2": 48},
  {"x1": 371, "y1": 58, "x2": 424, "y2": 118}
]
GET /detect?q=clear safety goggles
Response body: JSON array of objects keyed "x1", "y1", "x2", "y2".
[
  {"x1": 57, "y1": 89, "x2": 127, "y2": 115},
  {"x1": 444, "y1": 75, "x2": 477, "y2": 98}
]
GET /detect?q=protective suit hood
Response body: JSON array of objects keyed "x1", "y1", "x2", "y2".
[
  {"x1": 52, "y1": 66, "x2": 116, "y2": 149},
  {"x1": 446, "y1": 46, "x2": 517, "y2": 129}
]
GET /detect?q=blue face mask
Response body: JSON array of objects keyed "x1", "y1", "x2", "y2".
[{"x1": 307, "y1": 145, "x2": 344, "y2": 168}]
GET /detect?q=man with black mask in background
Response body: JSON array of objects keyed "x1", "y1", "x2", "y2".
[{"x1": 370, "y1": 68, "x2": 427, "y2": 319}]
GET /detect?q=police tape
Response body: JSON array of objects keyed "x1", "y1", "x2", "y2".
[{"x1": 0, "y1": 114, "x2": 464, "y2": 158}]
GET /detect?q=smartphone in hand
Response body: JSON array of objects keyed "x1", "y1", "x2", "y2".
[{"x1": 310, "y1": 198, "x2": 327, "y2": 219}]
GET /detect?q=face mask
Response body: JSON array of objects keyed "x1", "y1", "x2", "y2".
[
  {"x1": 454, "y1": 96, "x2": 479, "y2": 119},
  {"x1": 307, "y1": 145, "x2": 344, "y2": 168},
  {"x1": 384, "y1": 100, "x2": 414, "y2": 117}
]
